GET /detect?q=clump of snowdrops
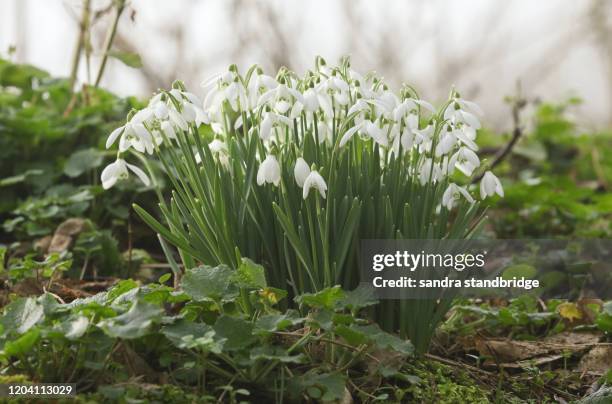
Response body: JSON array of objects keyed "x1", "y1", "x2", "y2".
[{"x1": 102, "y1": 56, "x2": 503, "y2": 352}]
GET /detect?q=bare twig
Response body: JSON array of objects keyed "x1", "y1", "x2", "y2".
[
  {"x1": 472, "y1": 83, "x2": 527, "y2": 184},
  {"x1": 94, "y1": 0, "x2": 126, "y2": 87},
  {"x1": 69, "y1": 0, "x2": 91, "y2": 91}
]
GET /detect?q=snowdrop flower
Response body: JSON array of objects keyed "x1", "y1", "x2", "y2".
[
  {"x1": 418, "y1": 158, "x2": 442, "y2": 185},
  {"x1": 257, "y1": 84, "x2": 304, "y2": 115},
  {"x1": 259, "y1": 112, "x2": 292, "y2": 141},
  {"x1": 106, "y1": 121, "x2": 154, "y2": 155},
  {"x1": 161, "y1": 120, "x2": 177, "y2": 140},
  {"x1": 257, "y1": 155, "x2": 281, "y2": 186},
  {"x1": 339, "y1": 121, "x2": 365, "y2": 147},
  {"x1": 435, "y1": 131, "x2": 457, "y2": 157},
  {"x1": 480, "y1": 171, "x2": 504, "y2": 199},
  {"x1": 151, "y1": 99, "x2": 169, "y2": 119},
  {"x1": 101, "y1": 158, "x2": 150, "y2": 189},
  {"x1": 414, "y1": 125, "x2": 434, "y2": 153},
  {"x1": 202, "y1": 69, "x2": 248, "y2": 113},
  {"x1": 442, "y1": 183, "x2": 475, "y2": 210},
  {"x1": 452, "y1": 147, "x2": 480, "y2": 176},
  {"x1": 366, "y1": 120, "x2": 389, "y2": 147},
  {"x1": 303, "y1": 170, "x2": 327, "y2": 199},
  {"x1": 294, "y1": 157, "x2": 310, "y2": 187},
  {"x1": 168, "y1": 108, "x2": 188, "y2": 131},
  {"x1": 302, "y1": 88, "x2": 320, "y2": 112},
  {"x1": 194, "y1": 139, "x2": 230, "y2": 168},
  {"x1": 316, "y1": 121, "x2": 333, "y2": 144},
  {"x1": 392, "y1": 98, "x2": 434, "y2": 126},
  {"x1": 347, "y1": 99, "x2": 370, "y2": 120},
  {"x1": 453, "y1": 125, "x2": 478, "y2": 151},
  {"x1": 453, "y1": 97, "x2": 484, "y2": 117},
  {"x1": 324, "y1": 75, "x2": 351, "y2": 106},
  {"x1": 247, "y1": 71, "x2": 278, "y2": 109},
  {"x1": 444, "y1": 104, "x2": 481, "y2": 130}
]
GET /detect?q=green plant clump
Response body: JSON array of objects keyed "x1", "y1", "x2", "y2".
[{"x1": 102, "y1": 57, "x2": 504, "y2": 352}]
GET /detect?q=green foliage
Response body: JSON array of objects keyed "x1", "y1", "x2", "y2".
[
  {"x1": 133, "y1": 71, "x2": 484, "y2": 353},
  {"x1": 0, "y1": 58, "x2": 152, "y2": 241},
  {"x1": 487, "y1": 99, "x2": 612, "y2": 238},
  {"x1": 1, "y1": 251, "x2": 72, "y2": 284},
  {"x1": 443, "y1": 295, "x2": 565, "y2": 340},
  {"x1": 0, "y1": 267, "x2": 419, "y2": 402}
]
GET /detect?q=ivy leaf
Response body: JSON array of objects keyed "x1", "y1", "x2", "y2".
[
  {"x1": 98, "y1": 300, "x2": 162, "y2": 339},
  {"x1": 181, "y1": 265, "x2": 237, "y2": 301},
  {"x1": 63, "y1": 148, "x2": 103, "y2": 178},
  {"x1": 295, "y1": 286, "x2": 345, "y2": 310},
  {"x1": 213, "y1": 315, "x2": 256, "y2": 351},
  {"x1": 1, "y1": 297, "x2": 44, "y2": 334},
  {"x1": 107, "y1": 50, "x2": 143, "y2": 68},
  {"x1": 234, "y1": 258, "x2": 267, "y2": 289}
]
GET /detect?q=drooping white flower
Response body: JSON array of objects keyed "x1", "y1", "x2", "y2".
[
  {"x1": 452, "y1": 147, "x2": 481, "y2": 176},
  {"x1": 365, "y1": 120, "x2": 389, "y2": 147},
  {"x1": 445, "y1": 105, "x2": 481, "y2": 129},
  {"x1": 258, "y1": 112, "x2": 292, "y2": 141},
  {"x1": 302, "y1": 170, "x2": 327, "y2": 199},
  {"x1": 257, "y1": 155, "x2": 281, "y2": 186},
  {"x1": 339, "y1": 121, "x2": 365, "y2": 147},
  {"x1": 247, "y1": 71, "x2": 278, "y2": 108},
  {"x1": 454, "y1": 125, "x2": 479, "y2": 151},
  {"x1": 196, "y1": 139, "x2": 230, "y2": 167},
  {"x1": 101, "y1": 158, "x2": 150, "y2": 189},
  {"x1": 257, "y1": 84, "x2": 304, "y2": 115},
  {"x1": 435, "y1": 131, "x2": 457, "y2": 157},
  {"x1": 168, "y1": 108, "x2": 188, "y2": 131},
  {"x1": 442, "y1": 183, "x2": 475, "y2": 210},
  {"x1": 106, "y1": 120, "x2": 155, "y2": 155},
  {"x1": 161, "y1": 120, "x2": 177, "y2": 140},
  {"x1": 418, "y1": 158, "x2": 442, "y2": 185},
  {"x1": 480, "y1": 171, "x2": 504, "y2": 199},
  {"x1": 302, "y1": 88, "x2": 320, "y2": 112},
  {"x1": 294, "y1": 157, "x2": 310, "y2": 187}
]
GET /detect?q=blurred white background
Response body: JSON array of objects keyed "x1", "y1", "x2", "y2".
[{"x1": 1, "y1": 0, "x2": 611, "y2": 129}]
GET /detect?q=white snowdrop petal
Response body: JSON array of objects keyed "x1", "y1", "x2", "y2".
[
  {"x1": 126, "y1": 162, "x2": 151, "y2": 186},
  {"x1": 294, "y1": 158, "x2": 310, "y2": 187},
  {"x1": 106, "y1": 126, "x2": 124, "y2": 149}
]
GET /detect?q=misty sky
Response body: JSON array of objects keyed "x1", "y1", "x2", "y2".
[{"x1": 1, "y1": 0, "x2": 610, "y2": 130}]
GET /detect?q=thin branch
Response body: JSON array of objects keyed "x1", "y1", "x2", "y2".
[
  {"x1": 472, "y1": 83, "x2": 527, "y2": 184},
  {"x1": 69, "y1": 0, "x2": 91, "y2": 91},
  {"x1": 94, "y1": 0, "x2": 126, "y2": 88}
]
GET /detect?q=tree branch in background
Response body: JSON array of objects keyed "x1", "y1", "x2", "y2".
[
  {"x1": 68, "y1": 0, "x2": 91, "y2": 91},
  {"x1": 94, "y1": 0, "x2": 126, "y2": 88},
  {"x1": 472, "y1": 83, "x2": 527, "y2": 184}
]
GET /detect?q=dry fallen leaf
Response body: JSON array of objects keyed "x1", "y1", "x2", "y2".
[
  {"x1": 578, "y1": 345, "x2": 612, "y2": 375},
  {"x1": 475, "y1": 332, "x2": 601, "y2": 367}
]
